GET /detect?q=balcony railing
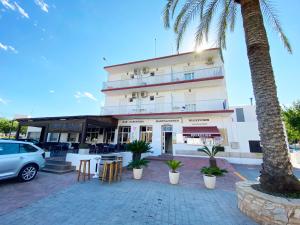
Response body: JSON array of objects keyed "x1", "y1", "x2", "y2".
[
  {"x1": 101, "y1": 99, "x2": 228, "y2": 115},
  {"x1": 102, "y1": 66, "x2": 223, "y2": 90}
]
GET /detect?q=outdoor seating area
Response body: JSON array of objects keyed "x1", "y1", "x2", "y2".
[
  {"x1": 76, "y1": 155, "x2": 123, "y2": 184},
  {"x1": 41, "y1": 142, "x2": 128, "y2": 158}
]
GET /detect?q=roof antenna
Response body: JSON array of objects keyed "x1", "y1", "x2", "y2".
[{"x1": 154, "y1": 38, "x2": 157, "y2": 57}]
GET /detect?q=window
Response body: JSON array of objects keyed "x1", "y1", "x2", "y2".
[
  {"x1": 19, "y1": 144, "x2": 38, "y2": 153},
  {"x1": 118, "y1": 126, "x2": 131, "y2": 144},
  {"x1": 86, "y1": 128, "x2": 104, "y2": 142},
  {"x1": 150, "y1": 72, "x2": 155, "y2": 76},
  {"x1": 48, "y1": 133, "x2": 59, "y2": 142},
  {"x1": 105, "y1": 128, "x2": 115, "y2": 143},
  {"x1": 183, "y1": 136, "x2": 214, "y2": 145},
  {"x1": 149, "y1": 96, "x2": 154, "y2": 101},
  {"x1": 140, "y1": 126, "x2": 152, "y2": 143},
  {"x1": 68, "y1": 133, "x2": 78, "y2": 142},
  {"x1": 185, "y1": 104, "x2": 196, "y2": 112},
  {"x1": 27, "y1": 132, "x2": 40, "y2": 141},
  {"x1": 249, "y1": 140, "x2": 262, "y2": 153},
  {"x1": 236, "y1": 108, "x2": 245, "y2": 122},
  {"x1": 184, "y1": 72, "x2": 194, "y2": 80},
  {"x1": 0, "y1": 143, "x2": 19, "y2": 155}
]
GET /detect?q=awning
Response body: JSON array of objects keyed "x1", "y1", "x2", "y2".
[{"x1": 182, "y1": 126, "x2": 221, "y2": 137}]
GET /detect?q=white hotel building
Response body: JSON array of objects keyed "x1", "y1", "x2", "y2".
[{"x1": 100, "y1": 48, "x2": 262, "y2": 164}]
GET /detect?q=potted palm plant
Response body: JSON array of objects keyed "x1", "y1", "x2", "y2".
[
  {"x1": 127, "y1": 140, "x2": 152, "y2": 161},
  {"x1": 128, "y1": 159, "x2": 149, "y2": 180},
  {"x1": 166, "y1": 160, "x2": 183, "y2": 184},
  {"x1": 198, "y1": 145, "x2": 222, "y2": 167},
  {"x1": 201, "y1": 166, "x2": 227, "y2": 189}
]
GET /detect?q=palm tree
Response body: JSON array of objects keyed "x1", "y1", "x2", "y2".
[{"x1": 163, "y1": 0, "x2": 300, "y2": 193}]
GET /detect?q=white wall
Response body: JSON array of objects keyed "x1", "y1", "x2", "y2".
[
  {"x1": 105, "y1": 86, "x2": 227, "y2": 109},
  {"x1": 117, "y1": 116, "x2": 234, "y2": 156},
  {"x1": 231, "y1": 122, "x2": 260, "y2": 152},
  {"x1": 230, "y1": 105, "x2": 260, "y2": 153}
]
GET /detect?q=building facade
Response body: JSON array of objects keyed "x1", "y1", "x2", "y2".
[{"x1": 101, "y1": 49, "x2": 262, "y2": 163}]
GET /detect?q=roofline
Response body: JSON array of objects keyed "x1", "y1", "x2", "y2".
[
  {"x1": 103, "y1": 48, "x2": 220, "y2": 70},
  {"x1": 110, "y1": 110, "x2": 234, "y2": 118},
  {"x1": 15, "y1": 115, "x2": 114, "y2": 122}
]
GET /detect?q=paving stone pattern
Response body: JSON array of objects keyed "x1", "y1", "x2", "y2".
[{"x1": 0, "y1": 179, "x2": 256, "y2": 225}]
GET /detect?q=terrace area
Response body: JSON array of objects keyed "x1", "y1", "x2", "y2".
[
  {"x1": 102, "y1": 66, "x2": 224, "y2": 91},
  {"x1": 101, "y1": 99, "x2": 229, "y2": 116}
]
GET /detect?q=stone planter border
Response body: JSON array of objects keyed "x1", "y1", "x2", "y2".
[{"x1": 236, "y1": 181, "x2": 300, "y2": 225}]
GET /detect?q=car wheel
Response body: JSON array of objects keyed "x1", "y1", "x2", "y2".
[{"x1": 18, "y1": 164, "x2": 37, "y2": 182}]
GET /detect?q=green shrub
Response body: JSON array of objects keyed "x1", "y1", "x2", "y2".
[
  {"x1": 200, "y1": 166, "x2": 227, "y2": 176},
  {"x1": 198, "y1": 145, "x2": 222, "y2": 167},
  {"x1": 128, "y1": 159, "x2": 149, "y2": 169},
  {"x1": 127, "y1": 140, "x2": 152, "y2": 161},
  {"x1": 166, "y1": 160, "x2": 183, "y2": 173}
]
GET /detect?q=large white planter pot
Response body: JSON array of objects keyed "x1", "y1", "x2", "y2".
[
  {"x1": 203, "y1": 175, "x2": 216, "y2": 189},
  {"x1": 169, "y1": 171, "x2": 180, "y2": 184},
  {"x1": 133, "y1": 168, "x2": 143, "y2": 180},
  {"x1": 78, "y1": 148, "x2": 89, "y2": 155}
]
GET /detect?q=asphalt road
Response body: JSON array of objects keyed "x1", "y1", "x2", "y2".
[{"x1": 233, "y1": 164, "x2": 300, "y2": 180}]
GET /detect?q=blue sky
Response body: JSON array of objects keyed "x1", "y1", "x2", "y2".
[{"x1": 0, "y1": 0, "x2": 299, "y2": 119}]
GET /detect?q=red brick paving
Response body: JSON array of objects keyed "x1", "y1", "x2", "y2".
[
  {"x1": 123, "y1": 156, "x2": 241, "y2": 191},
  {"x1": 0, "y1": 156, "x2": 241, "y2": 216}
]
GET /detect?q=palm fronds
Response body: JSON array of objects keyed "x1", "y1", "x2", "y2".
[
  {"x1": 198, "y1": 145, "x2": 220, "y2": 157},
  {"x1": 162, "y1": 0, "x2": 292, "y2": 54},
  {"x1": 128, "y1": 159, "x2": 150, "y2": 169},
  {"x1": 260, "y1": 0, "x2": 292, "y2": 53},
  {"x1": 166, "y1": 160, "x2": 183, "y2": 173}
]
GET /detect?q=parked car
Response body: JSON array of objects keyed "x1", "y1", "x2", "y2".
[
  {"x1": 0, "y1": 140, "x2": 45, "y2": 182},
  {"x1": 17, "y1": 138, "x2": 40, "y2": 146}
]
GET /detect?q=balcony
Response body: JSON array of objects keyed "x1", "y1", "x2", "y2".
[
  {"x1": 102, "y1": 66, "x2": 223, "y2": 91},
  {"x1": 101, "y1": 99, "x2": 229, "y2": 116}
]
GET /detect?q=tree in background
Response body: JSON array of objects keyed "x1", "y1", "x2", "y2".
[
  {"x1": 163, "y1": 0, "x2": 300, "y2": 193},
  {"x1": 283, "y1": 101, "x2": 300, "y2": 144},
  {"x1": 0, "y1": 118, "x2": 12, "y2": 135},
  {"x1": 0, "y1": 118, "x2": 27, "y2": 137}
]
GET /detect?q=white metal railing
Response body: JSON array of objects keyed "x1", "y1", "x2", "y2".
[
  {"x1": 101, "y1": 99, "x2": 228, "y2": 115},
  {"x1": 102, "y1": 66, "x2": 223, "y2": 90}
]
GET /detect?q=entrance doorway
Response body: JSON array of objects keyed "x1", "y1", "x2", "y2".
[{"x1": 162, "y1": 125, "x2": 173, "y2": 155}]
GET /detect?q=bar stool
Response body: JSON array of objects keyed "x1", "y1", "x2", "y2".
[
  {"x1": 114, "y1": 157, "x2": 123, "y2": 181},
  {"x1": 77, "y1": 159, "x2": 91, "y2": 181},
  {"x1": 101, "y1": 160, "x2": 115, "y2": 184}
]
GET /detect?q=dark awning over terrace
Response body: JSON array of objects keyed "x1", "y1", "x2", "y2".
[{"x1": 16, "y1": 115, "x2": 118, "y2": 143}]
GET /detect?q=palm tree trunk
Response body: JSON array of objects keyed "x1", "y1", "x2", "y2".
[{"x1": 239, "y1": 0, "x2": 300, "y2": 192}]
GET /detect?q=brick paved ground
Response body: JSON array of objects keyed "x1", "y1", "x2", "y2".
[
  {"x1": 0, "y1": 171, "x2": 77, "y2": 216},
  {"x1": 0, "y1": 157, "x2": 256, "y2": 224},
  {"x1": 0, "y1": 179, "x2": 256, "y2": 225},
  {"x1": 123, "y1": 156, "x2": 241, "y2": 191}
]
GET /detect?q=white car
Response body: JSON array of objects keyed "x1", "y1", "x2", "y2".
[{"x1": 0, "y1": 140, "x2": 45, "y2": 182}]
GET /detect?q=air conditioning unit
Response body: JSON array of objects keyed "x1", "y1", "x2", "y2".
[
  {"x1": 141, "y1": 91, "x2": 148, "y2": 98},
  {"x1": 133, "y1": 68, "x2": 141, "y2": 75},
  {"x1": 142, "y1": 67, "x2": 150, "y2": 74},
  {"x1": 205, "y1": 56, "x2": 214, "y2": 65},
  {"x1": 131, "y1": 92, "x2": 139, "y2": 99}
]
